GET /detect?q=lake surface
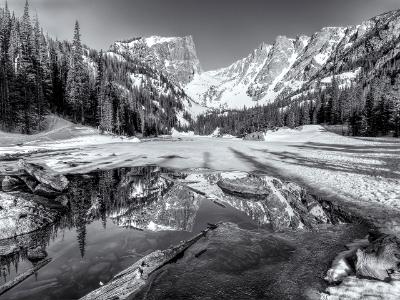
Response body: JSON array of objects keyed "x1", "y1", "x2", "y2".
[
  {"x1": 0, "y1": 167, "x2": 269, "y2": 300},
  {"x1": 0, "y1": 166, "x2": 370, "y2": 300}
]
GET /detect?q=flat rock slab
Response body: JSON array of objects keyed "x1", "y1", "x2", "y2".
[
  {"x1": 0, "y1": 191, "x2": 60, "y2": 240},
  {"x1": 17, "y1": 160, "x2": 69, "y2": 192},
  {"x1": 217, "y1": 177, "x2": 273, "y2": 198},
  {"x1": 133, "y1": 222, "x2": 369, "y2": 300}
]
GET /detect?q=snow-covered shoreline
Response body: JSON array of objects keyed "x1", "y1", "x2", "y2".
[{"x1": 1, "y1": 125, "x2": 400, "y2": 233}]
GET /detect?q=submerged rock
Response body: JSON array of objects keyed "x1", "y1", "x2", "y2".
[
  {"x1": 18, "y1": 174, "x2": 39, "y2": 193},
  {"x1": 80, "y1": 224, "x2": 218, "y2": 300},
  {"x1": 27, "y1": 246, "x2": 48, "y2": 262},
  {"x1": 34, "y1": 183, "x2": 62, "y2": 198},
  {"x1": 134, "y1": 222, "x2": 369, "y2": 300}
]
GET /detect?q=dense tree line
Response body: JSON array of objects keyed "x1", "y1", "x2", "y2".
[
  {"x1": 194, "y1": 61, "x2": 400, "y2": 138},
  {"x1": 0, "y1": 1, "x2": 188, "y2": 136}
]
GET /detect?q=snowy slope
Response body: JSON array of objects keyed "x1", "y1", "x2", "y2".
[
  {"x1": 101, "y1": 9, "x2": 400, "y2": 115},
  {"x1": 184, "y1": 27, "x2": 347, "y2": 109},
  {"x1": 184, "y1": 9, "x2": 400, "y2": 110}
]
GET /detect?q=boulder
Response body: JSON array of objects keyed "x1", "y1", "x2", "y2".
[
  {"x1": 217, "y1": 177, "x2": 272, "y2": 199},
  {"x1": 356, "y1": 233, "x2": 400, "y2": 281},
  {"x1": 243, "y1": 132, "x2": 265, "y2": 141},
  {"x1": 17, "y1": 159, "x2": 69, "y2": 192},
  {"x1": 1, "y1": 176, "x2": 24, "y2": 192},
  {"x1": 18, "y1": 175, "x2": 39, "y2": 192},
  {"x1": 55, "y1": 195, "x2": 70, "y2": 207},
  {"x1": 0, "y1": 191, "x2": 60, "y2": 240},
  {"x1": 34, "y1": 184, "x2": 62, "y2": 198}
]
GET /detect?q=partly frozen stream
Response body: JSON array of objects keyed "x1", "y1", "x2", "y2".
[{"x1": 0, "y1": 166, "x2": 375, "y2": 300}]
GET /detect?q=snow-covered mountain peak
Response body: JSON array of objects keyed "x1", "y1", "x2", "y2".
[
  {"x1": 109, "y1": 35, "x2": 202, "y2": 85},
  {"x1": 105, "y1": 8, "x2": 400, "y2": 116}
]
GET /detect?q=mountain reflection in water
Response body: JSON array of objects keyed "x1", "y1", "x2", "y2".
[{"x1": 0, "y1": 166, "x2": 266, "y2": 300}]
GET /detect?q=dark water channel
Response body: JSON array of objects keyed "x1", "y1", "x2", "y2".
[{"x1": 0, "y1": 166, "x2": 369, "y2": 300}]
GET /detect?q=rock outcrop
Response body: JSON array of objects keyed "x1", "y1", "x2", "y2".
[
  {"x1": 17, "y1": 160, "x2": 69, "y2": 192},
  {"x1": 109, "y1": 35, "x2": 201, "y2": 85},
  {"x1": 217, "y1": 175, "x2": 336, "y2": 230},
  {"x1": 0, "y1": 192, "x2": 61, "y2": 240}
]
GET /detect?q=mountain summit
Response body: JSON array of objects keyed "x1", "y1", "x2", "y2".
[
  {"x1": 104, "y1": 9, "x2": 400, "y2": 118},
  {"x1": 183, "y1": 9, "x2": 400, "y2": 110},
  {"x1": 109, "y1": 35, "x2": 202, "y2": 85}
]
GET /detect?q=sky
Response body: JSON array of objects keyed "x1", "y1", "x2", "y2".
[{"x1": 5, "y1": 0, "x2": 400, "y2": 70}]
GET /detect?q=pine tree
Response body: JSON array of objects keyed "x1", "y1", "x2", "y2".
[
  {"x1": 301, "y1": 101, "x2": 311, "y2": 125},
  {"x1": 66, "y1": 21, "x2": 89, "y2": 123},
  {"x1": 389, "y1": 77, "x2": 400, "y2": 137},
  {"x1": 364, "y1": 88, "x2": 375, "y2": 136}
]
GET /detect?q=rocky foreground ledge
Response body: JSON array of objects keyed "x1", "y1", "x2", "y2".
[{"x1": 0, "y1": 159, "x2": 69, "y2": 241}]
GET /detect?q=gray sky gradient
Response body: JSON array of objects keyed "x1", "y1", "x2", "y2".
[{"x1": 6, "y1": 0, "x2": 400, "y2": 70}]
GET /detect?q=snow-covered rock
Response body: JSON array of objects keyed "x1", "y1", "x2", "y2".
[{"x1": 110, "y1": 35, "x2": 201, "y2": 85}]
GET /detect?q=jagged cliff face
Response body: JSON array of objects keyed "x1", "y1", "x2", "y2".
[
  {"x1": 184, "y1": 9, "x2": 400, "y2": 110},
  {"x1": 184, "y1": 27, "x2": 349, "y2": 109},
  {"x1": 106, "y1": 9, "x2": 400, "y2": 114},
  {"x1": 109, "y1": 35, "x2": 201, "y2": 85}
]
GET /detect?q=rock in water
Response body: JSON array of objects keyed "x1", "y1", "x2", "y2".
[
  {"x1": 1, "y1": 176, "x2": 24, "y2": 192},
  {"x1": 0, "y1": 191, "x2": 60, "y2": 240},
  {"x1": 17, "y1": 159, "x2": 69, "y2": 192},
  {"x1": 34, "y1": 184, "x2": 62, "y2": 198},
  {"x1": 217, "y1": 177, "x2": 272, "y2": 198},
  {"x1": 18, "y1": 175, "x2": 39, "y2": 192},
  {"x1": 27, "y1": 247, "x2": 48, "y2": 262},
  {"x1": 55, "y1": 195, "x2": 70, "y2": 207},
  {"x1": 217, "y1": 176, "x2": 333, "y2": 230}
]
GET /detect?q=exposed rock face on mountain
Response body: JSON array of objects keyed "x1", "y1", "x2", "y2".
[
  {"x1": 184, "y1": 27, "x2": 347, "y2": 109},
  {"x1": 100, "y1": 9, "x2": 400, "y2": 116},
  {"x1": 109, "y1": 35, "x2": 201, "y2": 85},
  {"x1": 105, "y1": 36, "x2": 204, "y2": 123},
  {"x1": 183, "y1": 9, "x2": 400, "y2": 110}
]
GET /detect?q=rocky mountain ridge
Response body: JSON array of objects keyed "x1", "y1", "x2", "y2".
[
  {"x1": 105, "y1": 9, "x2": 400, "y2": 116},
  {"x1": 185, "y1": 9, "x2": 400, "y2": 110}
]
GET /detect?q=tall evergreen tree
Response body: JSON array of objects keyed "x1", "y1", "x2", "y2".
[{"x1": 66, "y1": 21, "x2": 89, "y2": 123}]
